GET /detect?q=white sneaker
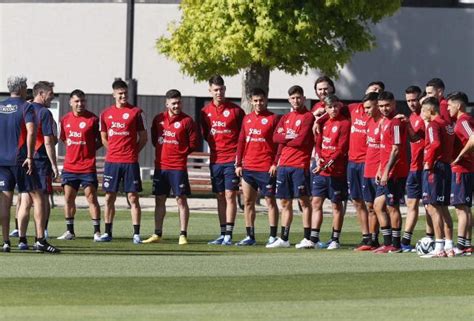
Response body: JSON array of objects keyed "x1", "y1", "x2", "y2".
[
  {"x1": 265, "y1": 237, "x2": 290, "y2": 248},
  {"x1": 327, "y1": 240, "x2": 341, "y2": 250},
  {"x1": 93, "y1": 233, "x2": 101, "y2": 242},
  {"x1": 420, "y1": 250, "x2": 447, "y2": 258},
  {"x1": 57, "y1": 231, "x2": 75, "y2": 240},
  {"x1": 133, "y1": 234, "x2": 142, "y2": 244},
  {"x1": 295, "y1": 238, "x2": 315, "y2": 249},
  {"x1": 266, "y1": 236, "x2": 277, "y2": 246}
]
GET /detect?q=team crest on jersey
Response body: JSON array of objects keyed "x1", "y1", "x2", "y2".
[
  {"x1": 174, "y1": 122, "x2": 181, "y2": 129},
  {"x1": 123, "y1": 113, "x2": 130, "y2": 120},
  {"x1": 79, "y1": 122, "x2": 86, "y2": 129},
  {"x1": 295, "y1": 120, "x2": 301, "y2": 126},
  {"x1": 261, "y1": 118, "x2": 268, "y2": 125},
  {"x1": 332, "y1": 126, "x2": 338, "y2": 133},
  {"x1": 223, "y1": 110, "x2": 230, "y2": 117}
]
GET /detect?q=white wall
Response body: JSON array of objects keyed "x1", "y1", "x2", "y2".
[{"x1": 1, "y1": 4, "x2": 473, "y2": 100}]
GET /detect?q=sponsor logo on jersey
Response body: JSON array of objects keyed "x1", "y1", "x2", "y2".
[
  {"x1": 163, "y1": 130, "x2": 176, "y2": 137},
  {"x1": 0, "y1": 181, "x2": 5, "y2": 187},
  {"x1": 68, "y1": 131, "x2": 82, "y2": 138},
  {"x1": 249, "y1": 128, "x2": 261, "y2": 135},
  {"x1": 212, "y1": 120, "x2": 226, "y2": 127},
  {"x1": 0, "y1": 104, "x2": 18, "y2": 114},
  {"x1": 108, "y1": 115, "x2": 113, "y2": 119},
  {"x1": 111, "y1": 122, "x2": 126, "y2": 129}
]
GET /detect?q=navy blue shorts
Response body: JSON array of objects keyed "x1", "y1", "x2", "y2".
[
  {"x1": 276, "y1": 166, "x2": 310, "y2": 199},
  {"x1": 347, "y1": 161, "x2": 364, "y2": 200},
  {"x1": 242, "y1": 170, "x2": 276, "y2": 197},
  {"x1": 363, "y1": 177, "x2": 384, "y2": 203},
  {"x1": 0, "y1": 165, "x2": 39, "y2": 193},
  {"x1": 312, "y1": 174, "x2": 347, "y2": 203},
  {"x1": 422, "y1": 162, "x2": 451, "y2": 205},
  {"x1": 103, "y1": 162, "x2": 142, "y2": 193},
  {"x1": 36, "y1": 165, "x2": 53, "y2": 194},
  {"x1": 152, "y1": 169, "x2": 191, "y2": 197},
  {"x1": 450, "y1": 172, "x2": 473, "y2": 207},
  {"x1": 377, "y1": 177, "x2": 407, "y2": 207},
  {"x1": 406, "y1": 170, "x2": 423, "y2": 199},
  {"x1": 62, "y1": 171, "x2": 98, "y2": 191},
  {"x1": 210, "y1": 162, "x2": 239, "y2": 193}
]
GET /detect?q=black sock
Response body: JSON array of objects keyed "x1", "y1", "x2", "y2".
[
  {"x1": 381, "y1": 226, "x2": 392, "y2": 246},
  {"x1": 19, "y1": 236, "x2": 27, "y2": 244},
  {"x1": 105, "y1": 223, "x2": 113, "y2": 237},
  {"x1": 310, "y1": 229, "x2": 320, "y2": 243},
  {"x1": 362, "y1": 234, "x2": 371, "y2": 244},
  {"x1": 225, "y1": 223, "x2": 234, "y2": 237},
  {"x1": 133, "y1": 225, "x2": 140, "y2": 235},
  {"x1": 155, "y1": 229, "x2": 163, "y2": 237},
  {"x1": 331, "y1": 229, "x2": 341, "y2": 242},
  {"x1": 401, "y1": 231, "x2": 413, "y2": 246},
  {"x1": 92, "y1": 219, "x2": 101, "y2": 234},
  {"x1": 269, "y1": 226, "x2": 277, "y2": 238},
  {"x1": 392, "y1": 228, "x2": 401, "y2": 248},
  {"x1": 180, "y1": 230, "x2": 187, "y2": 237},
  {"x1": 372, "y1": 232, "x2": 379, "y2": 242},
  {"x1": 457, "y1": 236, "x2": 466, "y2": 250},
  {"x1": 66, "y1": 218, "x2": 75, "y2": 234},
  {"x1": 3, "y1": 240, "x2": 11, "y2": 246},
  {"x1": 220, "y1": 224, "x2": 226, "y2": 236},
  {"x1": 246, "y1": 226, "x2": 255, "y2": 240},
  {"x1": 304, "y1": 228, "x2": 310, "y2": 240},
  {"x1": 45, "y1": 219, "x2": 49, "y2": 230},
  {"x1": 15, "y1": 218, "x2": 18, "y2": 230},
  {"x1": 281, "y1": 226, "x2": 290, "y2": 241},
  {"x1": 426, "y1": 232, "x2": 434, "y2": 240}
]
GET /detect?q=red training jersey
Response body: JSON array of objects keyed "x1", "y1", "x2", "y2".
[
  {"x1": 348, "y1": 102, "x2": 368, "y2": 163},
  {"x1": 273, "y1": 108, "x2": 314, "y2": 169},
  {"x1": 100, "y1": 104, "x2": 145, "y2": 163},
  {"x1": 364, "y1": 117, "x2": 382, "y2": 178},
  {"x1": 318, "y1": 115, "x2": 350, "y2": 177},
  {"x1": 408, "y1": 112, "x2": 425, "y2": 171},
  {"x1": 151, "y1": 111, "x2": 199, "y2": 171},
  {"x1": 380, "y1": 114, "x2": 409, "y2": 178},
  {"x1": 424, "y1": 116, "x2": 454, "y2": 168},
  {"x1": 60, "y1": 110, "x2": 99, "y2": 173},
  {"x1": 236, "y1": 110, "x2": 279, "y2": 172},
  {"x1": 451, "y1": 113, "x2": 474, "y2": 173},
  {"x1": 200, "y1": 100, "x2": 245, "y2": 164}
]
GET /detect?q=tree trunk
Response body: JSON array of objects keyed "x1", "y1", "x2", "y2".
[{"x1": 241, "y1": 63, "x2": 270, "y2": 113}]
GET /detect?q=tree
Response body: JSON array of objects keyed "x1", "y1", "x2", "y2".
[{"x1": 157, "y1": 0, "x2": 401, "y2": 112}]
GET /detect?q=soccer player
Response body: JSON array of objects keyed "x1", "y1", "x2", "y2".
[
  {"x1": 0, "y1": 76, "x2": 59, "y2": 253},
  {"x1": 362, "y1": 92, "x2": 384, "y2": 248},
  {"x1": 98, "y1": 79, "x2": 147, "y2": 243},
  {"x1": 143, "y1": 89, "x2": 199, "y2": 245},
  {"x1": 269, "y1": 85, "x2": 313, "y2": 248},
  {"x1": 365, "y1": 81, "x2": 385, "y2": 94},
  {"x1": 373, "y1": 91, "x2": 409, "y2": 253},
  {"x1": 235, "y1": 88, "x2": 279, "y2": 246},
  {"x1": 419, "y1": 97, "x2": 455, "y2": 258},
  {"x1": 17, "y1": 81, "x2": 59, "y2": 243},
  {"x1": 57, "y1": 89, "x2": 102, "y2": 241},
  {"x1": 201, "y1": 75, "x2": 245, "y2": 245},
  {"x1": 400, "y1": 86, "x2": 425, "y2": 252},
  {"x1": 425, "y1": 78, "x2": 451, "y2": 124},
  {"x1": 311, "y1": 95, "x2": 350, "y2": 250},
  {"x1": 447, "y1": 92, "x2": 473, "y2": 256}
]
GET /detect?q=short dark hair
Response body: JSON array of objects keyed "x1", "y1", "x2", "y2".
[
  {"x1": 70, "y1": 89, "x2": 85, "y2": 99},
  {"x1": 208, "y1": 75, "x2": 224, "y2": 86},
  {"x1": 368, "y1": 81, "x2": 385, "y2": 91},
  {"x1": 323, "y1": 94, "x2": 339, "y2": 106},
  {"x1": 112, "y1": 79, "x2": 128, "y2": 90},
  {"x1": 362, "y1": 92, "x2": 379, "y2": 103},
  {"x1": 447, "y1": 91, "x2": 469, "y2": 107},
  {"x1": 426, "y1": 78, "x2": 445, "y2": 90},
  {"x1": 405, "y1": 85, "x2": 422, "y2": 96},
  {"x1": 378, "y1": 91, "x2": 395, "y2": 101},
  {"x1": 250, "y1": 87, "x2": 267, "y2": 98},
  {"x1": 165, "y1": 89, "x2": 181, "y2": 99},
  {"x1": 33, "y1": 81, "x2": 54, "y2": 97},
  {"x1": 288, "y1": 85, "x2": 304, "y2": 96},
  {"x1": 314, "y1": 76, "x2": 335, "y2": 93},
  {"x1": 422, "y1": 96, "x2": 440, "y2": 113},
  {"x1": 26, "y1": 88, "x2": 34, "y2": 101}
]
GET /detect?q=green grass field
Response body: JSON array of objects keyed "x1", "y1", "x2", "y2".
[{"x1": 0, "y1": 208, "x2": 472, "y2": 321}]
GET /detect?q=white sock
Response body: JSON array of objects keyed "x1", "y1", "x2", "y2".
[
  {"x1": 435, "y1": 239, "x2": 444, "y2": 252},
  {"x1": 444, "y1": 239, "x2": 454, "y2": 250}
]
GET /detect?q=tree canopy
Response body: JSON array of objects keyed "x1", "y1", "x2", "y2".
[{"x1": 157, "y1": 0, "x2": 401, "y2": 81}]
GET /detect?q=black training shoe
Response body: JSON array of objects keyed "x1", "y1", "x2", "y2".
[{"x1": 34, "y1": 240, "x2": 61, "y2": 254}]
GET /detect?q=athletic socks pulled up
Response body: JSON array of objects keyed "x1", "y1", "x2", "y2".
[
  {"x1": 310, "y1": 229, "x2": 320, "y2": 243},
  {"x1": 401, "y1": 231, "x2": 413, "y2": 246}
]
